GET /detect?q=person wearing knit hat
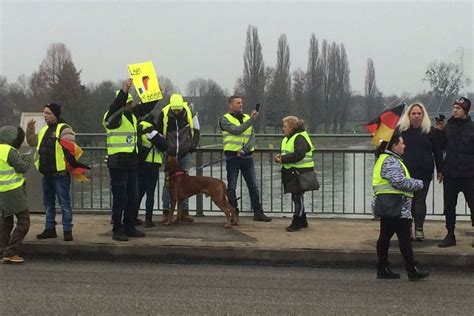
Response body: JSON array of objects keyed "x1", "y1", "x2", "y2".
[
  {"x1": 156, "y1": 93, "x2": 201, "y2": 224},
  {"x1": 44, "y1": 103, "x2": 61, "y2": 119},
  {"x1": 436, "y1": 96, "x2": 474, "y2": 248},
  {"x1": 453, "y1": 97, "x2": 471, "y2": 114},
  {"x1": 25, "y1": 103, "x2": 76, "y2": 242}
]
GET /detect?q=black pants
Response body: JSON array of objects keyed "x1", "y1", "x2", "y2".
[
  {"x1": 376, "y1": 217, "x2": 416, "y2": 269},
  {"x1": 137, "y1": 162, "x2": 159, "y2": 218},
  {"x1": 411, "y1": 178, "x2": 432, "y2": 229},
  {"x1": 291, "y1": 192, "x2": 305, "y2": 217},
  {"x1": 443, "y1": 177, "x2": 474, "y2": 232},
  {"x1": 109, "y1": 168, "x2": 138, "y2": 233}
]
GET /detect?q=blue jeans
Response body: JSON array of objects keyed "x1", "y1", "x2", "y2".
[
  {"x1": 137, "y1": 162, "x2": 159, "y2": 217},
  {"x1": 226, "y1": 155, "x2": 262, "y2": 213},
  {"x1": 109, "y1": 168, "x2": 137, "y2": 232},
  {"x1": 43, "y1": 173, "x2": 73, "y2": 231},
  {"x1": 162, "y1": 153, "x2": 192, "y2": 210}
]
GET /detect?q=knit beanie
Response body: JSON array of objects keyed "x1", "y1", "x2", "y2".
[
  {"x1": 45, "y1": 103, "x2": 61, "y2": 118},
  {"x1": 454, "y1": 97, "x2": 471, "y2": 114}
]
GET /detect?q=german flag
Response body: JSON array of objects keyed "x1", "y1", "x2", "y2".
[
  {"x1": 59, "y1": 139, "x2": 91, "y2": 182},
  {"x1": 365, "y1": 104, "x2": 405, "y2": 146}
]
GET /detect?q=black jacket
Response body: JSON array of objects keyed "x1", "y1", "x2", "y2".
[
  {"x1": 436, "y1": 116, "x2": 474, "y2": 178},
  {"x1": 401, "y1": 127, "x2": 442, "y2": 180}
]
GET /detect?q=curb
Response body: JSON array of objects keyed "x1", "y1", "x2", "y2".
[{"x1": 22, "y1": 242, "x2": 474, "y2": 269}]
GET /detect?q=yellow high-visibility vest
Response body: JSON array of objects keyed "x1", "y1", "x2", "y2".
[
  {"x1": 372, "y1": 153, "x2": 413, "y2": 198},
  {"x1": 221, "y1": 113, "x2": 254, "y2": 152},
  {"x1": 102, "y1": 111, "x2": 137, "y2": 155},
  {"x1": 139, "y1": 121, "x2": 163, "y2": 164},
  {"x1": 35, "y1": 123, "x2": 68, "y2": 171},
  {"x1": 0, "y1": 144, "x2": 25, "y2": 192},
  {"x1": 161, "y1": 103, "x2": 194, "y2": 137},
  {"x1": 280, "y1": 131, "x2": 315, "y2": 169}
]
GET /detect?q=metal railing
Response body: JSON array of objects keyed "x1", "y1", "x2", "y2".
[{"x1": 71, "y1": 133, "x2": 469, "y2": 218}]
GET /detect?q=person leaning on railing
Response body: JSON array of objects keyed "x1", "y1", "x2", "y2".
[
  {"x1": 372, "y1": 130, "x2": 429, "y2": 281},
  {"x1": 274, "y1": 116, "x2": 314, "y2": 232}
]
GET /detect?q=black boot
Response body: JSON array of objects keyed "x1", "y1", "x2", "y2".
[
  {"x1": 301, "y1": 214, "x2": 308, "y2": 228},
  {"x1": 376, "y1": 262, "x2": 400, "y2": 279},
  {"x1": 438, "y1": 231, "x2": 456, "y2": 248},
  {"x1": 63, "y1": 231, "x2": 73, "y2": 241},
  {"x1": 112, "y1": 230, "x2": 129, "y2": 242},
  {"x1": 36, "y1": 228, "x2": 57, "y2": 239},
  {"x1": 286, "y1": 216, "x2": 302, "y2": 232},
  {"x1": 407, "y1": 265, "x2": 430, "y2": 281},
  {"x1": 145, "y1": 215, "x2": 155, "y2": 228},
  {"x1": 254, "y1": 210, "x2": 272, "y2": 222}
]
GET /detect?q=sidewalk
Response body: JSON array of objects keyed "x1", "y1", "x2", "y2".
[{"x1": 22, "y1": 214, "x2": 474, "y2": 268}]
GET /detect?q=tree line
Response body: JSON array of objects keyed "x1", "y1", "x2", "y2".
[{"x1": 0, "y1": 27, "x2": 471, "y2": 133}]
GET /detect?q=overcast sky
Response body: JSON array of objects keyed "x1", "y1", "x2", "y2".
[{"x1": 1, "y1": 0, "x2": 472, "y2": 96}]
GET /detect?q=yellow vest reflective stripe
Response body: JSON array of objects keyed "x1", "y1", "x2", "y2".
[
  {"x1": 102, "y1": 111, "x2": 137, "y2": 155},
  {"x1": 139, "y1": 121, "x2": 163, "y2": 164},
  {"x1": 35, "y1": 123, "x2": 68, "y2": 171},
  {"x1": 222, "y1": 113, "x2": 254, "y2": 152},
  {"x1": 162, "y1": 104, "x2": 194, "y2": 137},
  {"x1": 280, "y1": 131, "x2": 315, "y2": 169},
  {"x1": 0, "y1": 144, "x2": 25, "y2": 192},
  {"x1": 372, "y1": 153, "x2": 413, "y2": 198}
]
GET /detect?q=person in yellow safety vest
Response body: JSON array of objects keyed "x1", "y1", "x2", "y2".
[
  {"x1": 135, "y1": 113, "x2": 168, "y2": 227},
  {"x1": 218, "y1": 95, "x2": 271, "y2": 222},
  {"x1": 103, "y1": 78, "x2": 159, "y2": 241},
  {"x1": 26, "y1": 103, "x2": 76, "y2": 242},
  {"x1": 0, "y1": 126, "x2": 34, "y2": 264},
  {"x1": 274, "y1": 116, "x2": 315, "y2": 232},
  {"x1": 157, "y1": 93, "x2": 200, "y2": 223},
  {"x1": 372, "y1": 130, "x2": 429, "y2": 281}
]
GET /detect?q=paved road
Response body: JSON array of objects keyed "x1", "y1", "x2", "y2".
[{"x1": 1, "y1": 260, "x2": 473, "y2": 315}]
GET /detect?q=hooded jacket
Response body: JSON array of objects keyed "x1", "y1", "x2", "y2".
[{"x1": 0, "y1": 126, "x2": 34, "y2": 217}]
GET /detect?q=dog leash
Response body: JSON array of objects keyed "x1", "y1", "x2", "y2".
[{"x1": 194, "y1": 154, "x2": 252, "y2": 171}]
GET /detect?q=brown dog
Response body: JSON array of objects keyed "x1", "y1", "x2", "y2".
[{"x1": 165, "y1": 155, "x2": 239, "y2": 228}]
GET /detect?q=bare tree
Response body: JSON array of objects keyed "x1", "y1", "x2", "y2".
[
  {"x1": 236, "y1": 25, "x2": 266, "y2": 131},
  {"x1": 52, "y1": 60, "x2": 85, "y2": 129},
  {"x1": 158, "y1": 76, "x2": 177, "y2": 96},
  {"x1": 30, "y1": 43, "x2": 73, "y2": 104},
  {"x1": 305, "y1": 34, "x2": 322, "y2": 132},
  {"x1": 186, "y1": 77, "x2": 226, "y2": 131},
  {"x1": 332, "y1": 44, "x2": 351, "y2": 133},
  {"x1": 266, "y1": 34, "x2": 291, "y2": 130},
  {"x1": 319, "y1": 39, "x2": 335, "y2": 132},
  {"x1": 364, "y1": 58, "x2": 383, "y2": 120},
  {"x1": 292, "y1": 69, "x2": 306, "y2": 117},
  {"x1": 424, "y1": 61, "x2": 470, "y2": 112}
]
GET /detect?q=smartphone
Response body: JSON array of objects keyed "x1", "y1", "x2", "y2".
[{"x1": 255, "y1": 103, "x2": 260, "y2": 112}]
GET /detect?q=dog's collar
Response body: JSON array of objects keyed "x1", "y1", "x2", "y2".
[{"x1": 170, "y1": 171, "x2": 186, "y2": 178}]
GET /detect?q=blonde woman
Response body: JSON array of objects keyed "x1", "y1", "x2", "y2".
[
  {"x1": 397, "y1": 102, "x2": 443, "y2": 241},
  {"x1": 274, "y1": 116, "x2": 315, "y2": 231}
]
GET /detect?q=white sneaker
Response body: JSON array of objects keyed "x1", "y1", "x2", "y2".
[{"x1": 3, "y1": 254, "x2": 24, "y2": 264}]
